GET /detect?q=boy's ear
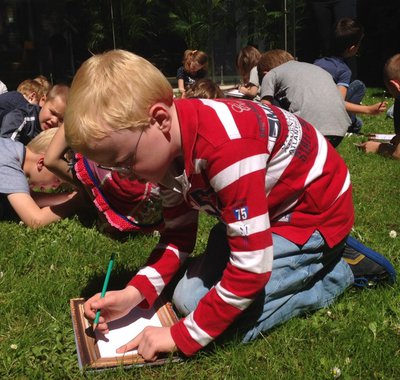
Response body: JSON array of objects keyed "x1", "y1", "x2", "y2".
[
  {"x1": 389, "y1": 79, "x2": 400, "y2": 93},
  {"x1": 348, "y1": 45, "x2": 357, "y2": 54},
  {"x1": 39, "y1": 95, "x2": 46, "y2": 107},
  {"x1": 149, "y1": 103, "x2": 171, "y2": 133},
  {"x1": 27, "y1": 92, "x2": 37, "y2": 103},
  {"x1": 36, "y1": 156, "x2": 45, "y2": 172}
]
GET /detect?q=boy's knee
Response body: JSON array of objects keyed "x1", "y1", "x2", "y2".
[
  {"x1": 351, "y1": 80, "x2": 366, "y2": 94},
  {"x1": 172, "y1": 283, "x2": 205, "y2": 316}
]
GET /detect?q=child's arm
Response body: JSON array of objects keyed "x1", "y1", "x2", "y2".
[
  {"x1": 44, "y1": 124, "x2": 76, "y2": 185},
  {"x1": 239, "y1": 84, "x2": 259, "y2": 98},
  {"x1": 337, "y1": 84, "x2": 388, "y2": 115},
  {"x1": 345, "y1": 100, "x2": 387, "y2": 115},
  {"x1": 359, "y1": 139, "x2": 400, "y2": 159},
  {"x1": 7, "y1": 190, "x2": 83, "y2": 228},
  {"x1": 337, "y1": 85, "x2": 347, "y2": 99},
  {"x1": 177, "y1": 79, "x2": 186, "y2": 98}
]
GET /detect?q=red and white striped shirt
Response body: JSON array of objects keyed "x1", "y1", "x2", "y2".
[{"x1": 128, "y1": 98, "x2": 354, "y2": 356}]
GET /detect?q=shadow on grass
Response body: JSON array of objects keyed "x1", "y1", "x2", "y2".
[{"x1": 79, "y1": 267, "x2": 139, "y2": 299}]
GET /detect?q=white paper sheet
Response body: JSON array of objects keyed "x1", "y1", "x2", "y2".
[{"x1": 95, "y1": 307, "x2": 162, "y2": 357}]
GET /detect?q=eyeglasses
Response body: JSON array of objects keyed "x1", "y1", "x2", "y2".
[{"x1": 97, "y1": 128, "x2": 144, "y2": 177}]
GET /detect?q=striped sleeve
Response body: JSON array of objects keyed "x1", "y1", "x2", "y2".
[{"x1": 128, "y1": 188, "x2": 198, "y2": 307}]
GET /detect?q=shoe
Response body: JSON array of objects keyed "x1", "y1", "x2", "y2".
[
  {"x1": 386, "y1": 104, "x2": 394, "y2": 119},
  {"x1": 343, "y1": 236, "x2": 396, "y2": 287},
  {"x1": 347, "y1": 117, "x2": 363, "y2": 134}
]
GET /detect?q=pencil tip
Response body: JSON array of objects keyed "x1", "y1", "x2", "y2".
[{"x1": 92, "y1": 323, "x2": 97, "y2": 331}]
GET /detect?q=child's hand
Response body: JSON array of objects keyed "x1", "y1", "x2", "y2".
[
  {"x1": 84, "y1": 286, "x2": 142, "y2": 333},
  {"x1": 369, "y1": 101, "x2": 387, "y2": 114},
  {"x1": 359, "y1": 141, "x2": 381, "y2": 153},
  {"x1": 116, "y1": 326, "x2": 177, "y2": 361}
]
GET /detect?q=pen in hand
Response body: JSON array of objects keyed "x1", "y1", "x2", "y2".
[
  {"x1": 379, "y1": 90, "x2": 387, "y2": 109},
  {"x1": 93, "y1": 252, "x2": 115, "y2": 331}
]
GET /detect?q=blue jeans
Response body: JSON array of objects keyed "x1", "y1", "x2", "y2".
[
  {"x1": 346, "y1": 80, "x2": 366, "y2": 126},
  {"x1": 172, "y1": 223, "x2": 353, "y2": 343}
]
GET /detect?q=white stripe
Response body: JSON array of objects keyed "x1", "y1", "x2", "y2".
[
  {"x1": 265, "y1": 152, "x2": 294, "y2": 195},
  {"x1": 230, "y1": 246, "x2": 273, "y2": 274},
  {"x1": 183, "y1": 312, "x2": 212, "y2": 347},
  {"x1": 155, "y1": 243, "x2": 189, "y2": 261},
  {"x1": 271, "y1": 198, "x2": 299, "y2": 221},
  {"x1": 10, "y1": 116, "x2": 35, "y2": 141},
  {"x1": 200, "y1": 99, "x2": 241, "y2": 139},
  {"x1": 304, "y1": 131, "x2": 327, "y2": 186},
  {"x1": 334, "y1": 170, "x2": 351, "y2": 202},
  {"x1": 136, "y1": 267, "x2": 164, "y2": 295},
  {"x1": 227, "y1": 213, "x2": 270, "y2": 237},
  {"x1": 215, "y1": 283, "x2": 254, "y2": 310},
  {"x1": 210, "y1": 154, "x2": 268, "y2": 192}
]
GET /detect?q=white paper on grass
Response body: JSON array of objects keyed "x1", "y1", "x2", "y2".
[
  {"x1": 95, "y1": 307, "x2": 163, "y2": 357},
  {"x1": 225, "y1": 89, "x2": 245, "y2": 98},
  {"x1": 368, "y1": 133, "x2": 395, "y2": 141}
]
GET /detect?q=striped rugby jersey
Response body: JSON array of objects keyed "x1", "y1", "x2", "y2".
[{"x1": 128, "y1": 98, "x2": 354, "y2": 356}]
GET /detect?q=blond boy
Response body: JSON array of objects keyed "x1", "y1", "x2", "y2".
[
  {"x1": 64, "y1": 50, "x2": 391, "y2": 361},
  {"x1": 0, "y1": 128, "x2": 82, "y2": 227}
]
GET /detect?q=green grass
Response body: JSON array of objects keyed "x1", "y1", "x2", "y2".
[{"x1": 1, "y1": 88, "x2": 399, "y2": 379}]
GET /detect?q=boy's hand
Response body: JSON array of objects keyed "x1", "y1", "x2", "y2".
[
  {"x1": 84, "y1": 286, "x2": 142, "y2": 333},
  {"x1": 359, "y1": 141, "x2": 381, "y2": 153},
  {"x1": 116, "y1": 326, "x2": 177, "y2": 361},
  {"x1": 368, "y1": 101, "x2": 387, "y2": 114}
]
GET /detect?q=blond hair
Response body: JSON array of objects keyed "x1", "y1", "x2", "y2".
[
  {"x1": 384, "y1": 54, "x2": 400, "y2": 85},
  {"x1": 236, "y1": 46, "x2": 261, "y2": 84},
  {"x1": 46, "y1": 84, "x2": 69, "y2": 105},
  {"x1": 64, "y1": 49, "x2": 173, "y2": 152},
  {"x1": 27, "y1": 128, "x2": 58, "y2": 154},
  {"x1": 34, "y1": 75, "x2": 52, "y2": 95},
  {"x1": 257, "y1": 49, "x2": 294, "y2": 78}
]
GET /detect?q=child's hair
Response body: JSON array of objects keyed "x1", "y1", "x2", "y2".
[
  {"x1": 34, "y1": 75, "x2": 52, "y2": 91},
  {"x1": 27, "y1": 128, "x2": 58, "y2": 154},
  {"x1": 17, "y1": 79, "x2": 43, "y2": 103},
  {"x1": 236, "y1": 45, "x2": 261, "y2": 84},
  {"x1": 257, "y1": 49, "x2": 294, "y2": 78},
  {"x1": 330, "y1": 17, "x2": 364, "y2": 56},
  {"x1": 45, "y1": 84, "x2": 69, "y2": 104},
  {"x1": 383, "y1": 54, "x2": 400, "y2": 86},
  {"x1": 183, "y1": 49, "x2": 208, "y2": 73},
  {"x1": 64, "y1": 49, "x2": 173, "y2": 151},
  {"x1": 34, "y1": 75, "x2": 52, "y2": 99},
  {"x1": 185, "y1": 79, "x2": 224, "y2": 99}
]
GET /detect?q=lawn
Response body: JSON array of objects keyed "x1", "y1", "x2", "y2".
[{"x1": 0, "y1": 89, "x2": 399, "y2": 379}]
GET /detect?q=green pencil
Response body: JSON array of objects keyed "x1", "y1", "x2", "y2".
[{"x1": 93, "y1": 252, "x2": 115, "y2": 331}]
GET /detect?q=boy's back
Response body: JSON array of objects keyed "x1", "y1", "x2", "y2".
[
  {"x1": 0, "y1": 91, "x2": 29, "y2": 125},
  {"x1": 260, "y1": 60, "x2": 351, "y2": 137},
  {"x1": 0, "y1": 102, "x2": 41, "y2": 144},
  {"x1": 314, "y1": 56, "x2": 351, "y2": 88}
]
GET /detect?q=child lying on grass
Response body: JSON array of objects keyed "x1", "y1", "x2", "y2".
[{"x1": 0, "y1": 128, "x2": 83, "y2": 228}]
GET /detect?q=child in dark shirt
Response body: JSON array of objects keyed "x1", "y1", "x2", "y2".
[
  {"x1": 176, "y1": 50, "x2": 208, "y2": 98},
  {"x1": 0, "y1": 84, "x2": 68, "y2": 144},
  {"x1": 314, "y1": 18, "x2": 386, "y2": 133}
]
